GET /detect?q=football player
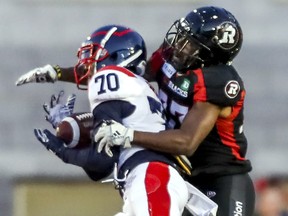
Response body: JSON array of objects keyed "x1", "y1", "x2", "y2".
[
  {"x1": 94, "y1": 7, "x2": 256, "y2": 216},
  {"x1": 31, "y1": 24, "x2": 218, "y2": 216}
]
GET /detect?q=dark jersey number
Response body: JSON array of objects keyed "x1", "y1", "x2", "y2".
[
  {"x1": 159, "y1": 89, "x2": 188, "y2": 128},
  {"x1": 94, "y1": 73, "x2": 120, "y2": 94}
]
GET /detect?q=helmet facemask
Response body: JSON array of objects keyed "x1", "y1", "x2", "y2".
[
  {"x1": 74, "y1": 43, "x2": 109, "y2": 90},
  {"x1": 162, "y1": 19, "x2": 211, "y2": 71}
]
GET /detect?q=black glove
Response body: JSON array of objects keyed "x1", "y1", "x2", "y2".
[{"x1": 34, "y1": 129, "x2": 65, "y2": 156}]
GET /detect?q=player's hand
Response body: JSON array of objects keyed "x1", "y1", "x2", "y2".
[
  {"x1": 95, "y1": 120, "x2": 134, "y2": 157},
  {"x1": 34, "y1": 129, "x2": 65, "y2": 156},
  {"x1": 15, "y1": 64, "x2": 58, "y2": 86},
  {"x1": 43, "y1": 90, "x2": 76, "y2": 129}
]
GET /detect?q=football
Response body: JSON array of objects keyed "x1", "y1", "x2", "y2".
[{"x1": 56, "y1": 112, "x2": 93, "y2": 148}]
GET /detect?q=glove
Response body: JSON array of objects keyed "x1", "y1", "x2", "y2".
[
  {"x1": 15, "y1": 64, "x2": 58, "y2": 86},
  {"x1": 34, "y1": 128, "x2": 65, "y2": 156},
  {"x1": 43, "y1": 90, "x2": 76, "y2": 128},
  {"x1": 95, "y1": 120, "x2": 134, "y2": 157}
]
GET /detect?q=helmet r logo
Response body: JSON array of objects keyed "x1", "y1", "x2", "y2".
[
  {"x1": 225, "y1": 80, "x2": 240, "y2": 98},
  {"x1": 218, "y1": 22, "x2": 239, "y2": 50}
]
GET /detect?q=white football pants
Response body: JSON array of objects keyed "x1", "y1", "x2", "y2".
[{"x1": 117, "y1": 161, "x2": 188, "y2": 216}]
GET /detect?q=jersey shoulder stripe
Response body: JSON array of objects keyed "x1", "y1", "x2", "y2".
[
  {"x1": 193, "y1": 68, "x2": 207, "y2": 102},
  {"x1": 98, "y1": 65, "x2": 136, "y2": 77}
]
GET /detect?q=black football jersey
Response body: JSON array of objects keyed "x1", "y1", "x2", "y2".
[{"x1": 149, "y1": 49, "x2": 252, "y2": 177}]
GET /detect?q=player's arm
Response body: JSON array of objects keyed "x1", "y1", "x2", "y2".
[
  {"x1": 58, "y1": 67, "x2": 75, "y2": 83},
  {"x1": 15, "y1": 65, "x2": 87, "y2": 86},
  {"x1": 34, "y1": 128, "x2": 117, "y2": 181},
  {"x1": 96, "y1": 101, "x2": 224, "y2": 157},
  {"x1": 133, "y1": 101, "x2": 222, "y2": 156}
]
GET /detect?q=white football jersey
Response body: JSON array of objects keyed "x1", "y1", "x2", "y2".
[{"x1": 88, "y1": 66, "x2": 166, "y2": 167}]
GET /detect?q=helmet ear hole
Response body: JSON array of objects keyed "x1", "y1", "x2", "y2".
[{"x1": 109, "y1": 52, "x2": 118, "y2": 63}]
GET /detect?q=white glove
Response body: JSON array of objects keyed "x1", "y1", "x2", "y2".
[
  {"x1": 15, "y1": 64, "x2": 58, "y2": 86},
  {"x1": 95, "y1": 120, "x2": 134, "y2": 157},
  {"x1": 43, "y1": 90, "x2": 76, "y2": 128}
]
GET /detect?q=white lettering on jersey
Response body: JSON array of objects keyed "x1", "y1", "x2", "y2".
[{"x1": 168, "y1": 81, "x2": 188, "y2": 98}]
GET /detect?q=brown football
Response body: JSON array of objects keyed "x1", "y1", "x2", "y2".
[{"x1": 56, "y1": 112, "x2": 93, "y2": 148}]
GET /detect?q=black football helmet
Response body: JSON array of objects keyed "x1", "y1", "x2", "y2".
[
  {"x1": 74, "y1": 25, "x2": 147, "y2": 89},
  {"x1": 162, "y1": 6, "x2": 243, "y2": 70}
]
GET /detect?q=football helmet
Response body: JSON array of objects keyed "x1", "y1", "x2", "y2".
[
  {"x1": 162, "y1": 6, "x2": 243, "y2": 70},
  {"x1": 74, "y1": 25, "x2": 147, "y2": 89}
]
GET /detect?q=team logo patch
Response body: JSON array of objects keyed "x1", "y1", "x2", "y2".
[
  {"x1": 180, "y1": 79, "x2": 190, "y2": 91},
  {"x1": 225, "y1": 80, "x2": 240, "y2": 98},
  {"x1": 217, "y1": 22, "x2": 240, "y2": 50}
]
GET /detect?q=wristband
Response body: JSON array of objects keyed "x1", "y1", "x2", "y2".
[{"x1": 53, "y1": 65, "x2": 62, "y2": 79}]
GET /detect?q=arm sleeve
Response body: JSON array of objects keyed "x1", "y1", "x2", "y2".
[
  {"x1": 58, "y1": 144, "x2": 120, "y2": 181},
  {"x1": 57, "y1": 100, "x2": 135, "y2": 181}
]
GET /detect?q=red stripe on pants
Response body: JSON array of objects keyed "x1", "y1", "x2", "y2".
[{"x1": 145, "y1": 162, "x2": 171, "y2": 216}]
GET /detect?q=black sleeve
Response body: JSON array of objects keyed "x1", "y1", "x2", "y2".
[
  {"x1": 202, "y1": 65, "x2": 244, "y2": 106},
  {"x1": 58, "y1": 143, "x2": 120, "y2": 181}
]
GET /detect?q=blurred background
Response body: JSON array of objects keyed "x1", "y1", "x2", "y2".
[{"x1": 1, "y1": 0, "x2": 288, "y2": 215}]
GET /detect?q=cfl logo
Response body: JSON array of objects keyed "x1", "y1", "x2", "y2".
[{"x1": 225, "y1": 80, "x2": 240, "y2": 98}]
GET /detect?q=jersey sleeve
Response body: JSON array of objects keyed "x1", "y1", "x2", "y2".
[
  {"x1": 58, "y1": 143, "x2": 120, "y2": 181},
  {"x1": 193, "y1": 65, "x2": 244, "y2": 106}
]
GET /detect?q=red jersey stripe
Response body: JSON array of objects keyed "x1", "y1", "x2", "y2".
[
  {"x1": 193, "y1": 69, "x2": 207, "y2": 102},
  {"x1": 216, "y1": 91, "x2": 246, "y2": 160}
]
